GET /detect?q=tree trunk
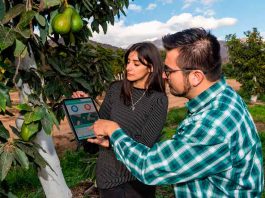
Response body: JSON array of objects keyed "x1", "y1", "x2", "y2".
[
  {"x1": 250, "y1": 95, "x2": 258, "y2": 103},
  {"x1": 250, "y1": 76, "x2": 258, "y2": 104},
  {"x1": 15, "y1": 55, "x2": 72, "y2": 198},
  {"x1": 35, "y1": 130, "x2": 72, "y2": 198}
]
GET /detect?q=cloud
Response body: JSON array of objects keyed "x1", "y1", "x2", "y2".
[
  {"x1": 91, "y1": 13, "x2": 237, "y2": 48},
  {"x1": 146, "y1": 3, "x2": 157, "y2": 10},
  {"x1": 128, "y1": 4, "x2": 142, "y2": 12},
  {"x1": 201, "y1": 0, "x2": 218, "y2": 5},
  {"x1": 183, "y1": 0, "x2": 197, "y2": 9},
  {"x1": 182, "y1": 0, "x2": 218, "y2": 9},
  {"x1": 195, "y1": 8, "x2": 215, "y2": 17},
  {"x1": 261, "y1": 32, "x2": 265, "y2": 39},
  {"x1": 158, "y1": 0, "x2": 174, "y2": 4}
]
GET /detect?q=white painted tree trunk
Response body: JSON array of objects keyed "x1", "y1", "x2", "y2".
[
  {"x1": 250, "y1": 76, "x2": 258, "y2": 103},
  {"x1": 250, "y1": 95, "x2": 258, "y2": 103},
  {"x1": 15, "y1": 55, "x2": 72, "y2": 198},
  {"x1": 35, "y1": 129, "x2": 72, "y2": 198}
]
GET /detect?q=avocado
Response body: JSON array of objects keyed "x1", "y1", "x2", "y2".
[
  {"x1": 52, "y1": 7, "x2": 73, "y2": 34},
  {"x1": 71, "y1": 10, "x2": 83, "y2": 32}
]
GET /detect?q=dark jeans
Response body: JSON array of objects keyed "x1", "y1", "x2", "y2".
[{"x1": 99, "y1": 180, "x2": 156, "y2": 198}]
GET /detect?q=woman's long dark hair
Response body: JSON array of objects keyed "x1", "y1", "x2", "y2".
[{"x1": 121, "y1": 42, "x2": 165, "y2": 105}]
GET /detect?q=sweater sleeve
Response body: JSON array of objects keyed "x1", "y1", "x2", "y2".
[{"x1": 138, "y1": 93, "x2": 168, "y2": 147}]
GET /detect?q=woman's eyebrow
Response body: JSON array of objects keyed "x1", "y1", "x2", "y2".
[{"x1": 127, "y1": 59, "x2": 140, "y2": 61}]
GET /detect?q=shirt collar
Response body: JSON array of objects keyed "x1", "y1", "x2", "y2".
[{"x1": 186, "y1": 76, "x2": 227, "y2": 113}]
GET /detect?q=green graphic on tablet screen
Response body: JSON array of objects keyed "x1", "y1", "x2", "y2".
[{"x1": 63, "y1": 98, "x2": 99, "y2": 140}]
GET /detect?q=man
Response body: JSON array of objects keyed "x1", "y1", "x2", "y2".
[{"x1": 88, "y1": 28, "x2": 264, "y2": 197}]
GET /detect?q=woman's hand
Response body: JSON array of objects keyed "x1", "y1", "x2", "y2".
[
  {"x1": 72, "y1": 91, "x2": 89, "y2": 98},
  {"x1": 87, "y1": 137, "x2": 110, "y2": 148}
]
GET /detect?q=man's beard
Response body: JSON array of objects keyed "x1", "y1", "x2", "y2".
[{"x1": 168, "y1": 76, "x2": 191, "y2": 97}]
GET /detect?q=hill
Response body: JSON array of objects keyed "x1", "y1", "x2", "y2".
[
  {"x1": 90, "y1": 39, "x2": 229, "y2": 63},
  {"x1": 151, "y1": 38, "x2": 229, "y2": 63}
]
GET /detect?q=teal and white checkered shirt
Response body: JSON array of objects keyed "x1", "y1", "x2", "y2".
[{"x1": 110, "y1": 77, "x2": 264, "y2": 197}]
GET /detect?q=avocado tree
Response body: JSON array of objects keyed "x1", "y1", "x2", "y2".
[
  {"x1": 226, "y1": 28, "x2": 265, "y2": 103},
  {"x1": 0, "y1": 0, "x2": 131, "y2": 197}
]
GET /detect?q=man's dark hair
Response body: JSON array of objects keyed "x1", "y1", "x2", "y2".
[{"x1": 162, "y1": 28, "x2": 222, "y2": 81}]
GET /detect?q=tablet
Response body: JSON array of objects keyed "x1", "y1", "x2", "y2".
[{"x1": 62, "y1": 97, "x2": 99, "y2": 141}]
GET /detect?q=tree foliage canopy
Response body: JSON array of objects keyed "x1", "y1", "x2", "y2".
[
  {"x1": 0, "y1": 0, "x2": 130, "y2": 194},
  {"x1": 226, "y1": 28, "x2": 265, "y2": 98}
]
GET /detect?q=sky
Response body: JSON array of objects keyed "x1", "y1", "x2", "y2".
[{"x1": 91, "y1": 0, "x2": 265, "y2": 48}]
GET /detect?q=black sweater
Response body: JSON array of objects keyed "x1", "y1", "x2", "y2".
[{"x1": 96, "y1": 81, "x2": 168, "y2": 189}]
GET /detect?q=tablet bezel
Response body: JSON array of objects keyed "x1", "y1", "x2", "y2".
[{"x1": 62, "y1": 97, "x2": 99, "y2": 142}]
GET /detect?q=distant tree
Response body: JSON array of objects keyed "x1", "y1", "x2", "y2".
[
  {"x1": 111, "y1": 48, "x2": 125, "y2": 80},
  {"x1": 222, "y1": 63, "x2": 236, "y2": 78},
  {"x1": 226, "y1": 28, "x2": 265, "y2": 103}
]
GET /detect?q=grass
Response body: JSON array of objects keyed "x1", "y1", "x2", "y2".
[
  {"x1": 249, "y1": 105, "x2": 265, "y2": 122},
  {"x1": 4, "y1": 104, "x2": 265, "y2": 197},
  {"x1": 5, "y1": 150, "x2": 89, "y2": 197}
]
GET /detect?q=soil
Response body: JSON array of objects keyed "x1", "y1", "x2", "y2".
[{"x1": 0, "y1": 79, "x2": 252, "y2": 197}]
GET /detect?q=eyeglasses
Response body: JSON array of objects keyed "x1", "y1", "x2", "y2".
[
  {"x1": 163, "y1": 64, "x2": 208, "y2": 78},
  {"x1": 164, "y1": 65, "x2": 199, "y2": 78}
]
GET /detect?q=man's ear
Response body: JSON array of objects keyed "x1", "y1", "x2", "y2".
[{"x1": 190, "y1": 71, "x2": 204, "y2": 87}]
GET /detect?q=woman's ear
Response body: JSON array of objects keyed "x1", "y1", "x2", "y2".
[{"x1": 149, "y1": 66, "x2": 153, "y2": 73}]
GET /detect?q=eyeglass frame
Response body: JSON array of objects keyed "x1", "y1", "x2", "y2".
[{"x1": 163, "y1": 64, "x2": 207, "y2": 78}]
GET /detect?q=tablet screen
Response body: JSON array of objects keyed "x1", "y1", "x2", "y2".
[{"x1": 63, "y1": 97, "x2": 99, "y2": 140}]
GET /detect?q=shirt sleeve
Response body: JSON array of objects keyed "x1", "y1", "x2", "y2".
[
  {"x1": 138, "y1": 94, "x2": 168, "y2": 147},
  {"x1": 110, "y1": 123, "x2": 232, "y2": 185}
]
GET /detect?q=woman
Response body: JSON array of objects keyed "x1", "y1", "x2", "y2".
[{"x1": 73, "y1": 42, "x2": 168, "y2": 198}]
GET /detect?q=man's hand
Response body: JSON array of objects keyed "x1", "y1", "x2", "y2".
[
  {"x1": 92, "y1": 119, "x2": 120, "y2": 137},
  {"x1": 87, "y1": 119, "x2": 120, "y2": 147}
]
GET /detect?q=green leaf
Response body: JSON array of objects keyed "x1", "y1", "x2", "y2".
[
  {"x1": 15, "y1": 142, "x2": 35, "y2": 158},
  {"x1": 0, "y1": 0, "x2": 5, "y2": 21},
  {"x1": 0, "y1": 92, "x2": 6, "y2": 112},
  {"x1": 13, "y1": 28, "x2": 31, "y2": 39},
  {"x1": 0, "y1": 121, "x2": 9, "y2": 140},
  {"x1": 0, "y1": 82, "x2": 11, "y2": 111},
  {"x1": 0, "y1": 26, "x2": 16, "y2": 52},
  {"x1": 14, "y1": 39, "x2": 28, "y2": 58},
  {"x1": 0, "y1": 149, "x2": 14, "y2": 181},
  {"x1": 23, "y1": 122, "x2": 40, "y2": 138},
  {"x1": 41, "y1": 111, "x2": 53, "y2": 135},
  {"x1": 39, "y1": 23, "x2": 48, "y2": 45},
  {"x1": 74, "y1": 78, "x2": 92, "y2": 93},
  {"x1": 44, "y1": 0, "x2": 61, "y2": 8},
  {"x1": 24, "y1": 107, "x2": 45, "y2": 124},
  {"x1": 0, "y1": 144, "x2": 4, "y2": 155},
  {"x1": 16, "y1": 103, "x2": 32, "y2": 111},
  {"x1": 49, "y1": 110, "x2": 59, "y2": 129},
  {"x1": 9, "y1": 126, "x2": 21, "y2": 139},
  {"x1": 35, "y1": 13, "x2": 46, "y2": 27},
  {"x1": 48, "y1": 10, "x2": 58, "y2": 34},
  {"x1": 1, "y1": 4, "x2": 25, "y2": 24},
  {"x1": 101, "y1": 22, "x2": 108, "y2": 34},
  {"x1": 32, "y1": 147, "x2": 47, "y2": 168},
  {"x1": 14, "y1": 147, "x2": 29, "y2": 169},
  {"x1": 17, "y1": 10, "x2": 36, "y2": 29}
]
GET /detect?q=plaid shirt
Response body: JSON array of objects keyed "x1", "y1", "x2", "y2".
[{"x1": 110, "y1": 77, "x2": 264, "y2": 197}]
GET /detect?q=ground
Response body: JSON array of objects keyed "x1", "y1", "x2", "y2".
[{"x1": 0, "y1": 79, "x2": 248, "y2": 197}]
